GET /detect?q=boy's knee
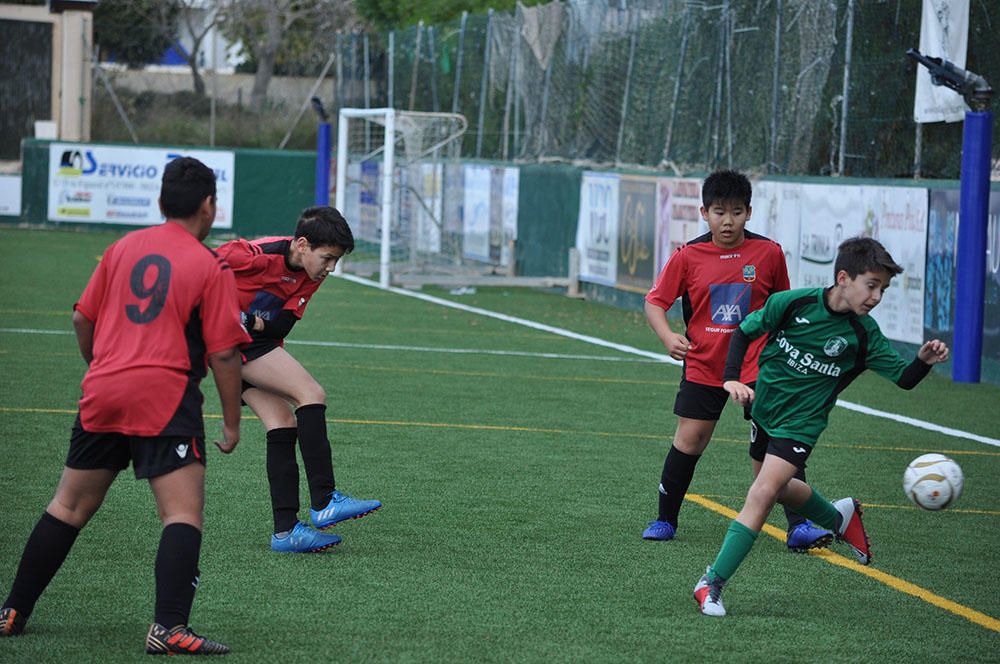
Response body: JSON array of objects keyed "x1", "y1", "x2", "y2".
[
  {"x1": 297, "y1": 382, "x2": 326, "y2": 407},
  {"x1": 746, "y1": 483, "x2": 779, "y2": 509}
]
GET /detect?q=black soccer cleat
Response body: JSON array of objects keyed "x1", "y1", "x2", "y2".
[
  {"x1": 0, "y1": 607, "x2": 26, "y2": 637},
  {"x1": 146, "y1": 622, "x2": 230, "y2": 655}
]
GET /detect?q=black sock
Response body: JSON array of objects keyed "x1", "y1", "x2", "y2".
[
  {"x1": 154, "y1": 523, "x2": 202, "y2": 629},
  {"x1": 295, "y1": 404, "x2": 336, "y2": 510},
  {"x1": 657, "y1": 445, "x2": 701, "y2": 526},
  {"x1": 3, "y1": 512, "x2": 80, "y2": 619},
  {"x1": 266, "y1": 427, "x2": 300, "y2": 533},
  {"x1": 784, "y1": 467, "x2": 808, "y2": 530}
]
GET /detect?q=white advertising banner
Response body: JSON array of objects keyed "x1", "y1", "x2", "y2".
[
  {"x1": 0, "y1": 175, "x2": 21, "y2": 216},
  {"x1": 749, "y1": 180, "x2": 803, "y2": 289},
  {"x1": 576, "y1": 172, "x2": 619, "y2": 286},
  {"x1": 796, "y1": 183, "x2": 927, "y2": 344},
  {"x1": 860, "y1": 186, "x2": 928, "y2": 344},
  {"x1": 463, "y1": 164, "x2": 492, "y2": 262},
  {"x1": 414, "y1": 163, "x2": 443, "y2": 254},
  {"x1": 914, "y1": 0, "x2": 970, "y2": 123},
  {"x1": 654, "y1": 177, "x2": 704, "y2": 275},
  {"x1": 500, "y1": 167, "x2": 519, "y2": 267},
  {"x1": 47, "y1": 144, "x2": 235, "y2": 228}
]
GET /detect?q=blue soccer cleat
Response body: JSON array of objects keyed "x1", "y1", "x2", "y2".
[
  {"x1": 310, "y1": 490, "x2": 382, "y2": 530},
  {"x1": 271, "y1": 522, "x2": 342, "y2": 553},
  {"x1": 786, "y1": 520, "x2": 834, "y2": 553},
  {"x1": 642, "y1": 520, "x2": 676, "y2": 541}
]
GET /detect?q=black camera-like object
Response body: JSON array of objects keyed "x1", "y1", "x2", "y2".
[{"x1": 907, "y1": 48, "x2": 993, "y2": 112}]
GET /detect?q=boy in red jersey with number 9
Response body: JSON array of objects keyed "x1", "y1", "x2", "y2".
[
  {"x1": 1, "y1": 157, "x2": 249, "y2": 654},
  {"x1": 642, "y1": 170, "x2": 832, "y2": 552}
]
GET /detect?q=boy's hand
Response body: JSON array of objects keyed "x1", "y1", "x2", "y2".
[
  {"x1": 724, "y1": 380, "x2": 754, "y2": 407},
  {"x1": 663, "y1": 331, "x2": 692, "y2": 361},
  {"x1": 214, "y1": 424, "x2": 240, "y2": 454},
  {"x1": 918, "y1": 339, "x2": 950, "y2": 365}
]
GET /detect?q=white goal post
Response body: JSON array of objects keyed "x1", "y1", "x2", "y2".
[{"x1": 334, "y1": 107, "x2": 468, "y2": 289}]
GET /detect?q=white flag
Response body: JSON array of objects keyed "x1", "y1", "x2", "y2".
[{"x1": 913, "y1": 0, "x2": 970, "y2": 123}]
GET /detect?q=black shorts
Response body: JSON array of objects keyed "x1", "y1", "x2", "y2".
[
  {"x1": 242, "y1": 337, "x2": 281, "y2": 363},
  {"x1": 748, "y1": 422, "x2": 812, "y2": 470},
  {"x1": 66, "y1": 416, "x2": 206, "y2": 479},
  {"x1": 673, "y1": 377, "x2": 754, "y2": 421}
]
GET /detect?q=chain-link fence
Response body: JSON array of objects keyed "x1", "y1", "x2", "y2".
[{"x1": 32, "y1": 0, "x2": 1000, "y2": 178}]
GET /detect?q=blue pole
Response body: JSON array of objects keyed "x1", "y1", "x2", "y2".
[
  {"x1": 952, "y1": 110, "x2": 992, "y2": 383},
  {"x1": 315, "y1": 121, "x2": 332, "y2": 205}
]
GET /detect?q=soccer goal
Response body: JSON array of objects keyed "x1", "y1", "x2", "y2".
[
  {"x1": 335, "y1": 107, "x2": 578, "y2": 292},
  {"x1": 335, "y1": 107, "x2": 468, "y2": 288}
]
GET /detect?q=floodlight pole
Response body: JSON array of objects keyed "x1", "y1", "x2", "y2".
[
  {"x1": 954, "y1": 110, "x2": 992, "y2": 383},
  {"x1": 312, "y1": 97, "x2": 331, "y2": 205},
  {"x1": 907, "y1": 49, "x2": 994, "y2": 383}
]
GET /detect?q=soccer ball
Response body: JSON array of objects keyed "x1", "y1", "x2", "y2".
[{"x1": 902, "y1": 453, "x2": 964, "y2": 511}]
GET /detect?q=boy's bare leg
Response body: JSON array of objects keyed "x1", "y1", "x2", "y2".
[{"x1": 2, "y1": 468, "x2": 116, "y2": 630}]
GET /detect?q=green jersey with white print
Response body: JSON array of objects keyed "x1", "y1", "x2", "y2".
[{"x1": 741, "y1": 287, "x2": 910, "y2": 445}]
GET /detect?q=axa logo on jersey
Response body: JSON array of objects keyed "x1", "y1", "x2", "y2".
[{"x1": 709, "y1": 283, "x2": 752, "y2": 325}]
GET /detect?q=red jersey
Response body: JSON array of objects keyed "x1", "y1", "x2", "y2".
[
  {"x1": 645, "y1": 231, "x2": 789, "y2": 386},
  {"x1": 74, "y1": 222, "x2": 250, "y2": 436},
  {"x1": 216, "y1": 237, "x2": 322, "y2": 324}
]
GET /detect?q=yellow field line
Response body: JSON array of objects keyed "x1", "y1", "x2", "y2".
[
  {"x1": 684, "y1": 492, "x2": 1000, "y2": 633},
  {"x1": 3, "y1": 407, "x2": 999, "y2": 460},
  {"x1": 4, "y1": 405, "x2": 999, "y2": 630}
]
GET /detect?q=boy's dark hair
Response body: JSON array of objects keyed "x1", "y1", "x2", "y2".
[
  {"x1": 834, "y1": 236, "x2": 903, "y2": 278},
  {"x1": 160, "y1": 157, "x2": 216, "y2": 219},
  {"x1": 701, "y1": 170, "x2": 752, "y2": 208},
  {"x1": 294, "y1": 206, "x2": 355, "y2": 253}
]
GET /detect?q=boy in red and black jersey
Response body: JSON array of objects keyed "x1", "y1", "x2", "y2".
[
  {"x1": 1, "y1": 157, "x2": 249, "y2": 655},
  {"x1": 217, "y1": 206, "x2": 381, "y2": 554},
  {"x1": 641, "y1": 170, "x2": 832, "y2": 552}
]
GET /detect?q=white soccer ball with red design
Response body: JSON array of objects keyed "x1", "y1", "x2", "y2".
[{"x1": 902, "y1": 453, "x2": 964, "y2": 511}]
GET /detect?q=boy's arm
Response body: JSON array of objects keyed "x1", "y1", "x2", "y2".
[
  {"x1": 644, "y1": 300, "x2": 690, "y2": 361},
  {"x1": 72, "y1": 310, "x2": 95, "y2": 365},
  {"x1": 208, "y1": 347, "x2": 243, "y2": 453},
  {"x1": 248, "y1": 309, "x2": 299, "y2": 340},
  {"x1": 722, "y1": 327, "x2": 754, "y2": 405},
  {"x1": 897, "y1": 339, "x2": 950, "y2": 390}
]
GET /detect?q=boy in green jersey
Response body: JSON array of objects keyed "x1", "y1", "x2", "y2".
[{"x1": 693, "y1": 237, "x2": 950, "y2": 617}]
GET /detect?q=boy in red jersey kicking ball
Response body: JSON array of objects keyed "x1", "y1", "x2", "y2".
[
  {"x1": 1, "y1": 157, "x2": 250, "y2": 654},
  {"x1": 217, "y1": 206, "x2": 381, "y2": 553},
  {"x1": 643, "y1": 170, "x2": 832, "y2": 552},
  {"x1": 694, "y1": 237, "x2": 949, "y2": 616}
]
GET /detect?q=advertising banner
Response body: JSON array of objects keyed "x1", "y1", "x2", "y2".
[
  {"x1": 576, "y1": 172, "x2": 619, "y2": 286},
  {"x1": 863, "y1": 186, "x2": 928, "y2": 344},
  {"x1": 0, "y1": 175, "x2": 21, "y2": 216},
  {"x1": 796, "y1": 184, "x2": 927, "y2": 344},
  {"x1": 413, "y1": 163, "x2": 443, "y2": 254},
  {"x1": 749, "y1": 180, "x2": 802, "y2": 288},
  {"x1": 617, "y1": 175, "x2": 658, "y2": 291},
  {"x1": 499, "y1": 167, "x2": 519, "y2": 268},
  {"x1": 463, "y1": 164, "x2": 492, "y2": 262},
  {"x1": 656, "y1": 178, "x2": 704, "y2": 271},
  {"x1": 47, "y1": 144, "x2": 235, "y2": 228},
  {"x1": 926, "y1": 188, "x2": 1000, "y2": 361}
]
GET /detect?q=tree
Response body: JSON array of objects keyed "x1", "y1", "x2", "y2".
[
  {"x1": 169, "y1": 0, "x2": 224, "y2": 97},
  {"x1": 94, "y1": 0, "x2": 178, "y2": 69},
  {"x1": 354, "y1": 0, "x2": 521, "y2": 31},
  {"x1": 220, "y1": 0, "x2": 359, "y2": 112},
  {"x1": 94, "y1": 0, "x2": 219, "y2": 96}
]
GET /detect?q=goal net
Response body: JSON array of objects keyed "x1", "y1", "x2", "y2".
[{"x1": 335, "y1": 108, "x2": 470, "y2": 288}]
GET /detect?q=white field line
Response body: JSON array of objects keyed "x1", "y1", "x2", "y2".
[
  {"x1": 0, "y1": 327, "x2": 660, "y2": 364},
  {"x1": 340, "y1": 274, "x2": 1000, "y2": 449}
]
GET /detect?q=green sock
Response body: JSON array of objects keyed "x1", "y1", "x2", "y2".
[
  {"x1": 709, "y1": 520, "x2": 758, "y2": 582},
  {"x1": 796, "y1": 487, "x2": 840, "y2": 532}
]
